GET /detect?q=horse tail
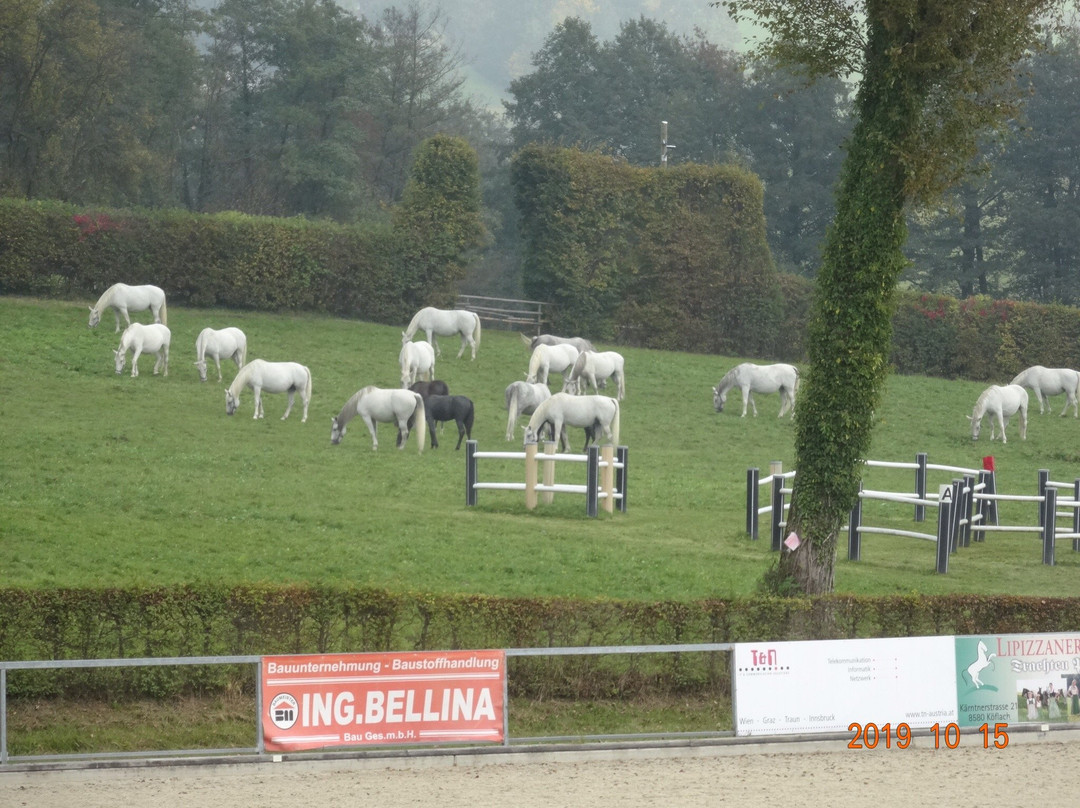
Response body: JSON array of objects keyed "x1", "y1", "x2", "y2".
[
  {"x1": 413, "y1": 393, "x2": 426, "y2": 454},
  {"x1": 520, "y1": 333, "x2": 532, "y2": 348},
  {"x1": 159, "y1": 296, "x2": 168, "y2": 326},
  {"x1": 472, "y1": 312, "x2": 481, "y2": 351},
  {"x1": 304, "y1": 365, "x2": 313, "y2": 407},
  {"x1": 506, "y1": 384, "x2": 518, "y2": 413},
  {"x1": 195, "y1": 329, "x2": 206, "y2": 362},
  {"x1": 610, "y1": 399, "x2": 621, "y2": 447}
]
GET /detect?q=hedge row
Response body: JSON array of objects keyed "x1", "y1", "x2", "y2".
[
  {"x1": 0, "y1": 136, "x2": 483, "y2": 325},
  {"x1": 511, "y1": 146, "x2": 784, "y2": 358},
  {"x1": 4, "y1": 586, "x2": 1077, "y2": 700}
]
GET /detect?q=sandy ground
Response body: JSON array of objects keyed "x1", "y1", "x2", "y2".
[{"x1": 3, "y1": 734, "x2": 1078, "y2": 808}]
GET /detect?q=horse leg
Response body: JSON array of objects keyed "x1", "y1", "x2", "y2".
[
  {"x1": 428, "y1": 415, "x2": 439, "y2": 449},
  {"x1": 427, "y1": 330, "x2": 440, "y2": 357},
  {"x1": 281, "y1": 390, "x2": 295, "y2": 420},
  {"x1": 455, "y1": 418, "x2": 467, "y2": 450},
  {"x1": 130, "y1": 346, "x2": 142, "y2": 377},
  {"x1": 456, "y1": 334, "x2": 467, "y2": 359},
  {"x1": 253, "y1": 387, "x2": 263, "y2": 419},
  {"x1": 362, "y1": 415, "x2": 378, "y2": 450},
  {"x1": 215, "y1": 357, "x2": 223, "y2": 382},
  {"x1": 740, "y1": 388, "x2": 749, "y2": 417},
  {"x1": 397, "y1": 414, "x2": 411, "y2": 450},
  {"x1": 153, "y1": 350, "x2": 163, "y2": 375}
]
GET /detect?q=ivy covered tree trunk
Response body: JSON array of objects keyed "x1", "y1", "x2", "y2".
[{"x1": 778, "y1": 18, "x2": 918, "y2": 594}]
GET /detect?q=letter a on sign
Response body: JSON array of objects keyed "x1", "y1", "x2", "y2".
[{"x1": 939, "y1": 485, "x2": 952, "y2": 504}]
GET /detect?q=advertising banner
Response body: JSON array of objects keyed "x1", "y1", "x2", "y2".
[
  {"x1": 735, "y1": 633, "x2": 1080, "y2": 738},
  {"x1": 262, "y1": 650, "x2": 506, "y2": 752},
  {"x1": 734, "y1": 636, "x2": 956, "y2": 736},
  {"x1": 955, "y1": 633, "x2": 1080, "y2": 728}
]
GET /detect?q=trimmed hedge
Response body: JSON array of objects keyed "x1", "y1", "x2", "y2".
[{"x1": 3, "y1": 586, "x2": 1078, "y2": 700}]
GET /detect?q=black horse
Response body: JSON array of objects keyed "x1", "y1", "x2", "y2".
[
  {"x1": 422, "y1": 394, "x2": 474, "y2": 449},
  {"x1": 410, "y1": 379, "x2": 449, "y2": 397}
]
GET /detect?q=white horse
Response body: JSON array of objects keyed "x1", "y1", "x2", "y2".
[
  {"x1": 403, "y1": 307, "x2": 481, "y2": 360},
  {"x1": 331, "y1": 386, "x2": 426, "y2": 452},
  {"x1": 965, "y1": 640, "x2": 996, "y2": 689},
  {"x1": 88, "y1": 283, "x2": 167, "y2": 332},
  {"x1": 563, "y1": 351, "x2": 625, "y2": 400},
  {"x1": 520, "y1": 333, "x2": 596, "y2": 354},
  {"x1": 712, "y1": 363, "x2": 798, "y2": 418},
  {"x1": 504, "y1": 380, "x2": 551, "y2": 441},
  {"x1": 969, "y1": 384, "x2": 1028, "y2": 443},
  {"x1": 525, "y1": 343, "x2": 579, "y2": 385},
  {"x1": 113, "y1": 323, "x2": 171, "y2": 377},
  {"x1": 225, "y1": 359, "x2": 311, "y2": 422},
  {"x1": 1010, "y1": 365, "x2": 1080, "y2": 417},
  {"x1": 194, "y1": 327, "x2": 247, "y2": 382},
  {"x1": 399, "y1": 336, "x2": 436, "y2": 387},
  {"x1": 523, "y1": 393, "x2": 620, "y2": 453}
]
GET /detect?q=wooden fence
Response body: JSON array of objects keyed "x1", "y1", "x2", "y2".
[{"x1": 456, "y1": 295, "x2": 546, "y2": 334}]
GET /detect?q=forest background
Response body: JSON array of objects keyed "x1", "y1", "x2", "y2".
[{"x1": 3, "y1": 0, "x2": 1078, "y2": 308}]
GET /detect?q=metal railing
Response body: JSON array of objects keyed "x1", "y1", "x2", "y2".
[{"x1": 1, "y1": 643, "x2": 731, "y2": 765}]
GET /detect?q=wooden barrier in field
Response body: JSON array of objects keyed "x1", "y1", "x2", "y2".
[
  {"x1": 465, "y1": 440, "x2": 627, "y2": 517},
  {"x1": 455, "y1": 294, "x2": 547, "y2": 335},
  {"x1": 746, "y1": 454, "x2": 1080, "y2": 572}
]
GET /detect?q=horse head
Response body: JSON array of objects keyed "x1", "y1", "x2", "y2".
[
  {"x1": 712, "y1": 386, "x2": 726, "y2": 412},
  {"x1": 194, "y1": 359, "x2": 208, "y2": 382},
  {"x1": 113, "y1": 348, "x2": 126, "y2": 375},
  {"x1": 330, "y1": 416, "x2": 346, "y2": 445},
  {"x1": 225, "y1": 389, "x2": 239, "y2": 416},
  {"x1": 967, "y1": 412, "x2": 982, "y2": 440},
  {"x1": 88, "y1": 306, "x2": 101, "y2": 328},
  {"x1": 522, "y1": 424, "x2": 539, "y2": 445}
]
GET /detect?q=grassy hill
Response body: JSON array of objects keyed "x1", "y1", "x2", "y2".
[{"x1": 2, "y1": 295, "x2": 1079, "y2": 599}]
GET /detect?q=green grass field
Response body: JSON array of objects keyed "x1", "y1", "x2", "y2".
[{"x1": 3, "y1": 295, "x2": 1079, "y2": 599}]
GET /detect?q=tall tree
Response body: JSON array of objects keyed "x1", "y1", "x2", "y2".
[{"x1": 722, "y1": 0, "x2": 1068, "y2": 594}]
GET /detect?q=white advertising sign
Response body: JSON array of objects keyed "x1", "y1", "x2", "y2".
[{"x1": 734, "y1": 636, "x2": 957, "y2": 736}]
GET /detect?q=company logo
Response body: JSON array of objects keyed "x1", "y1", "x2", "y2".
[
  {"x1": 739, "y1": 647, "x2": 790, "y2": 674},
  {"x1": 269, "y1": 693, "x2": 299, "y2": 730}
]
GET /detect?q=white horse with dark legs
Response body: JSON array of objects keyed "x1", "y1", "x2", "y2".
[
  {"x1": 504, "y1": 381, "x2": 551, "y2": 440},
  {"x1": 525, "y1": 343, "x2": 579, "y2": 386},
  {"x1": 399, "y1": 335, "x2": 436, "y2": 387},
  {"x1": 523, "y1": 393, "x2": 620, "y2": 453},
  {"x1": 1010, "y1": 365, "x2": 1080, "y2": 417},
  {"x1": 564, "y1": 351, "x2": 625, "y2": 400},
  {"x1": 330, "y1": 386, "x2": 426, "y2": 452},
  {"x1": 89, "y1": 283, "x2": 167, "y2": 332},
  {"x1": 194, "y1": 327, "x2": 247, "y2": 382},
  {"x1": 114, "y1": 323, "x2": 171, "y2": 377},
  {"x1": 712, "y1": 363, "x2": 799, "y2": 417},
  {"x1": 969, "y1": 384, "x2": 1028, "y2": 443},
  {"x1": 403, "y1": 307, "x2": 481, "y2": 359},
  {"x1": 225, "y1": 359, "x2": 311, "y2": 422},
  {"x1": 520, "y1": 333, "x2": 595, "y2": 354}
]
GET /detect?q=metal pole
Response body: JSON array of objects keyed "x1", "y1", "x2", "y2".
[
  {"x1": 1073, "y1": 479, "x2": 1080, "y2": 553},
  {"x1": 770, "y1": 470, "x2": 785, "y2": 553},
  {"x1": 747, "y1": 468, "x2": 759, "y2": 538},
  {"x1": 586, "y1": 445, "x2": 599, "y2": 517},
  {"x1": 1043, "y1": 487, "x2": 1057, "y2": 566},
  {"x1": 1038, "y1": 469, "x2": 1049, "y2": 527},
  {"x1": 915, "y1": 452, "x2": 927, "y2": 522},
  {"x1": 465, "y1": 440, "x2": 478, "y2": 506},
  {"x1": 936, "y1": 484, "x2": 953, "y2": 574},
  {"x1": 961, "y1": 474, "x2": 975, "y2": 548},
  {"x1": 617, "y1": 446, "x2": 628, "y2": 513},
  {"x1": 848, "y1": 483, "x2": 862, "y2": 561}
]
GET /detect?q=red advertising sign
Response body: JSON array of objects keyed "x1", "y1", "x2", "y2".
[{"x1": 261, "y1": 650, "x2": 506, "y2": 752}]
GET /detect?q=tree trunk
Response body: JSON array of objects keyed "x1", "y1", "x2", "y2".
[{"x1": 774, "y1": 15, "x2": 918, "y2": 595}]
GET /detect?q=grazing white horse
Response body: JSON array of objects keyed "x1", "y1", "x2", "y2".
[
  {"x1": 712, "y1": 363, "x2": 799, "y2": 418},
  {"x1": 523, "y1": 393, "x2": 620, "y2": 453},
  {"x1": 1010, "y1": 365, "x2": 1080, "y2": 417},
  {"x1": 504, "y1": 380, "x2": 551, "y2": 441},
  {"x1": 969, "y1": 384, "x2": 1027, "y2": 443},
  {"x1": 563, "y1": 351, "x2": 626, "y2": 400},
  {"x1": 225, "y1": 359, "x2": 311, "y2": 422},
  {"x1": 399, "y1": 335, "x2": 436, "y2": 387},
  {"x1": 88, "y1": 283, "x2": 167, "y2": 332},
  {"x1": 331, "y1": 386, "x2": 426, "y2": 452},
  {"x1": 520, "y1": 333, "x2": 596, "y2": 354},
  {"x1": 403, "y1": 307, "x2": 481, "y2": 360},
  {"x1": 113, "y1": 323, "x2": 171, "y2": 377},
  {"x1": 525, "y1": 343, "x2": 580, "y2": 385},
  {"x1": 194, "y1": 327, "x2": 247, "y2": 382}
]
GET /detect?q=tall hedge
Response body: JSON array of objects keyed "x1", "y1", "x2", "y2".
[
  {"x1": 0, "y1": 137, "x2": 483, "y2": 324},
  {"x1": 511, "y1": 145, "x2": 783, "y2": 355}
]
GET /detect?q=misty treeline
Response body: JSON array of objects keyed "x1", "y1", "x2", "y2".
[{"x1": 2, "y1": 1, "x2": 1078, "y2": 304}]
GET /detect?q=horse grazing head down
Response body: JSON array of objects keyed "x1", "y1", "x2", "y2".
[
  {"x1": 330, "y1": 415, "x2": 346, "y2": 444},
  {"x1": 113, "y1": 348, "x2": 126, "y2": 375},
  {"x1": 225, "y1": 389, "x2": 240, "y2": 416},
  {"x1": 712, "y1": 386, "x2": 726, "y2": 412},
  {"x1": 89, "y1": 306, "x2": 102, "y2": 328}
]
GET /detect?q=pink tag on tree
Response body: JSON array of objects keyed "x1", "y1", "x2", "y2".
[{"x1": 784, "y1": 532, "x2": 800, "y2": 551}]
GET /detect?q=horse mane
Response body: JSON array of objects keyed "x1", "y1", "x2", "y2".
[
  {"x1": 569, "y1": 351, "x2": 588, "y2": 379},
  {"x1": 403, "y1": 308, "x2": 428, "y2": 339},
  {"x1": 334, "y1": 387, "x2": 371, "y2": 427},
  {"x1": 227, "y1": 359, "x2": 259, "y2": 395},
  {"x1": 93, "y1": 284, "x2": 119, "y2": 312},
  {"x1": 716, "y1": 365, "x2": 742, "y2": 391}
]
